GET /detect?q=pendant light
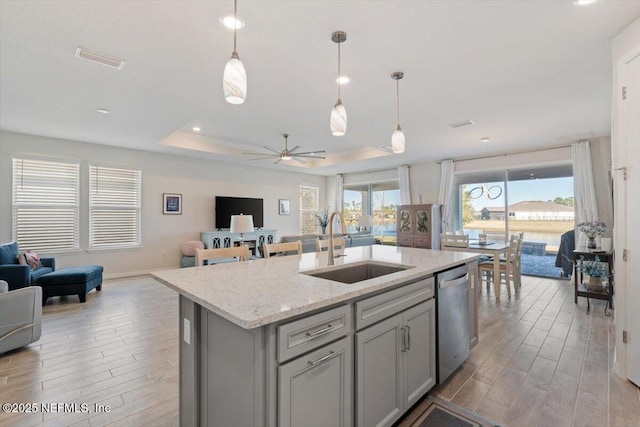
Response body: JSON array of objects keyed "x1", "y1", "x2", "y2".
[
  {"x1": 223, "y1": 0, "x2": 247, "y2": 104},
  {"x1": 391, "y1": 71, "x2": 405, "y2": 154},
  {"x1": 330, "y1": 31, "x2": 347, "y2": 136}
]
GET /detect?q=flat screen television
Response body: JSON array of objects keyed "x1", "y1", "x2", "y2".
[{"x1": 215, "y1": 196, "x2": 264, "y2": 229}]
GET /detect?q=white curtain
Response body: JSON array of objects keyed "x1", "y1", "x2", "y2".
[
  {"x1": 334, "y1": 174, "x2": 344, "y2": 212},
  {"x1": 438, "y1": 160, "x2": 455, "y2": 232},
  {"x1": 572, "y1": 141, "x2": 599, "y2": 247},
  {"x1": 398, "y1": 165, "x2": 411, "y2": 205}
]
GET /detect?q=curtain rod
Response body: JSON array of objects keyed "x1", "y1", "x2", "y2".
[{"x1": 437, "y1": 143, "x2": 575, "y2": 164}]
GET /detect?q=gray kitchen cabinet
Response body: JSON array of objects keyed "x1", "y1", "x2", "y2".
[
  {"x1": 356, "y1": 299, "x2": 436, "y2": 427},
  {"x1": 356, "y1": 314, "x2": 404, "y2": 427},
  {"x1": 278, "y1": 336, "x2": 353, "y2": 427},
  {"x1": 403, "y1": 300, "x2": 436, "y2": 408}
]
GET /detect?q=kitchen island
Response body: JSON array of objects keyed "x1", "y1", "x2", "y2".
[{"x1": 152, "y1": 245, "x2": 479, "y2": 427}]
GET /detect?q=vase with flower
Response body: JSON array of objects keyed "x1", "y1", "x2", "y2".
[
  {"x1": 577, "y1": 220, "x2": 607, "y2": 249},
  {"x1": 315, "y1": 207, "x2": 330, "y2": 235},
  {"x1": 577, "y1": 255, "x2": 608, "y2": 291}
]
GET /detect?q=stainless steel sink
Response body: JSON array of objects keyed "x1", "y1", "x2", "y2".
[{"x1": 302, "y1": 262, "x2": 413, "y2": 284}]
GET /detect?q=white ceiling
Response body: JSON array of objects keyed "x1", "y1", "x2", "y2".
[{"x1": 1, "y1": 1, "x2": 638, "y2": 176}]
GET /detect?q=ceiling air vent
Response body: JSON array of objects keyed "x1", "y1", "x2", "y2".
[
  {"x1": 75, "y1": 47, "x2": 125, "y2": 69},
  {"x1": 449, "y1": 120, "x2": 475, "y2": 128}
]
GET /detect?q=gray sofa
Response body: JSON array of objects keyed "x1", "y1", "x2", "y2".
[
  {"x1": 279, "y1": 232, "x2": 376, "y2": 253},
  {"x1": 0, "y1": 280, "x2": 42, "y2": 354}
]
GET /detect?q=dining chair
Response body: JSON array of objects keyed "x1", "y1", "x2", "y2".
[
  {"x1": 440, "y1": 233, "x2": 469, "y2": 252},
  {"x1": 263, "y1": 241, "x2": 303, "y2": 258},
  {"x1": 479, "y1": 234, "x2": 520, "y2": 297},
  {"x1": 195, "y1": 245, "x2": 250, "y2": 266},
  {"x1": 316, "y1": 237, "x2": 345, "y2": 252}
]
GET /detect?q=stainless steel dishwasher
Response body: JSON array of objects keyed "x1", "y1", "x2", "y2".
[{"x1": 436, "y1": 263, "x2": 470, "y2": 384}]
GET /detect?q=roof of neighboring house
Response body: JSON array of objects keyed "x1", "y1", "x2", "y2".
[
  {"x1": 481, "y1": 207, "x2": 505, "y2": 212},
  {"x1": 508, "y1": 201, "x2": 574, "y2": 212}
]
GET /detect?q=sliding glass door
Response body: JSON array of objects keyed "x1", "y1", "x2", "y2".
[
  {"x1": 343, "y1": 181, "x2": 399, "y2": 244},
  {"x1": 455, "y1": 164, "x2": 574, "y2": 278}
]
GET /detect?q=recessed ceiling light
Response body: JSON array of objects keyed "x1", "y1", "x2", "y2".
[
  {"x1": 481, "y1": 137, "x2": 490, "y2": 143},
  {"x1": 572, "y1": 0, "x2": 597, "y2": 5},
  {"x1": 96, "y1": 108, "x2": 110, "y2": 114},
  {"x1": 336, "y1": 75, "x2": 350, "y2": 85},
  {"x1": 449, "y1": 120, "x2": 475, "y2": 128},
  {"x1": 192, "y1": 126, "x2": 201, "y2": 132},
  {"x1": 219, "y1": 15, "x2": 245, "y2": 29}
]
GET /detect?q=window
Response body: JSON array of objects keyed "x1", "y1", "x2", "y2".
[
  {"x1": 89, "y1": 165, "x2": 142, "y2": 249},
  {"x1": 12, "y1": 157, "x2": 80, "y2": 252},
  {"x1": 299, "y1": 185, "x2": 319, "y2": 234},
  {"x1": 343, "y1": 180, "x2": 399, "y2": 244}
]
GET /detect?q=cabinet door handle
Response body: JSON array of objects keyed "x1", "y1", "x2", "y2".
[
  {"x1": 400, "y1": 327, "x2": 407, "y2": 352},
  {"x1": 306, "y1": 324, "x2": 333, "y2": 338},
  {"x1": 307, "y1": 351, "x2": 335, "y2": 367},
  {"x1": 406, "y1": 325, "x2": 411, "y2": 350}
]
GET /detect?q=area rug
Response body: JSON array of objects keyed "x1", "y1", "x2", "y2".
[{"x1": 397, "y1": 395, "x2": 499, "y2": 427}]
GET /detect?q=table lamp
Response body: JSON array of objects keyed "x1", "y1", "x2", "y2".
[
  {"x1": 358, "y1": 215, "x2": 373, "y2": 232},
  {"x1": 230, "y1": 214, "x2": 254, "y2": 245}
]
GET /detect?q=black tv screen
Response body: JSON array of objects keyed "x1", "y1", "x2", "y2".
[{"x1": 215, "y1": 196, "x2": 264, "y2": 229}]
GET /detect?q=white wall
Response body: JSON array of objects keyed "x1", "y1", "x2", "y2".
[
  {"x1": 589, "y1": 136, "x2": 613, "y2": 238},
  {"x1": 0, "y1": 131, "x2": 325, "y2": 277},
  {"x1": 408, "y1": 161, "x2": 441, "y2": 205}
]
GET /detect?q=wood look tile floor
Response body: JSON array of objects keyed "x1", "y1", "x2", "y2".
[
  {"x1": 0, "y1": 274, "x2": 638, "y2": 426},
  {"x1": 431, "y1": 275, "x2": 640, "y2": 427}
]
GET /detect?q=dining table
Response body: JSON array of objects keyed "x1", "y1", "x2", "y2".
[{"x1": 463, "y1": 240, "x2": 510, "y2": 299}]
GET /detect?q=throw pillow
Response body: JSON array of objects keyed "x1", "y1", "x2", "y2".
[{"x1": 18, "y1": 250, "x2": 41, "y2": 270}]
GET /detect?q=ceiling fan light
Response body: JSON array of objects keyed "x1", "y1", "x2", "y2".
[
  {"x1": 391, "y1": 124, "x2": 405, "y2": 154},
  {"x1": 330, "y1": 99, "x2": 347, "y2": 136},
  {"x1": 281, "y1": 154, "x2": 292, "y2": 161},
  {"x1": 223, "y1": 53, "x2": 247, "y2": 104}
]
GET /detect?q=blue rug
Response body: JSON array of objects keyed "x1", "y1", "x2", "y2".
[{"x1": 521, "y1": 253, "x2": 569, "y2": 279}]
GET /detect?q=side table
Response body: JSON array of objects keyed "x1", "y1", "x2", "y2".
[{"x1": 573, "y1": 247, "x2": 614, "y2": 315}]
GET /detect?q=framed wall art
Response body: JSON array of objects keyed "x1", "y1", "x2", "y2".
[
  {"x1": 279, "y1": 199, "x2": 290, "y2": 215},
  {"x1": 163, "y1": 193, "x2": 182, "y2": 215}
]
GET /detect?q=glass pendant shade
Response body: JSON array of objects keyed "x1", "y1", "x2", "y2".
[
  {"x1": 330, "y1": 99, "x2": 347, "y2": 136},
  {"x1": 223, "y1": 52, "x2": 247, "y2": 105},
  {"x1": 391, "y1": 124, "x2": 405, "y2": 153}
]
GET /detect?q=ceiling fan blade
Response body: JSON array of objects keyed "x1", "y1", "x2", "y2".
[
  {"x1": 262, "y1": 146, "x2": 282, "y2": 155},
  {"x1": 292, "y1": 157, "x2": 306, "y2": 164},
  {"x1": 288, "y1": 145, "x2": 301, "y2": 153}
]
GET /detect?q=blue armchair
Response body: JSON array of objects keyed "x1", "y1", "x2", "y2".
[{"x1": 0, "y1": 242, "x2": 55, "y2": 291}]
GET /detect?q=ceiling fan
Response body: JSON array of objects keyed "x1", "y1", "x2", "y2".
[{"x1": 243, "y1": 133, "x2": 326, "y2": 164}]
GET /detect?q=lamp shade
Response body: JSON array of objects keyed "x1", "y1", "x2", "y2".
[
  {"x1": 223, "y1": 53, "x2": 247, "y2": 105},
  {"x1": 358, "y1": 215, "x2": 373, "y2": 228},
  {"x1": 392, "y1": 124, "x2": 405, "y2": 154},
  {"x1": 330, "y1": 99, "x2": 347, "y2": 136},
  {"x1": 230, "y1": 214, "x2": 254, "y2": 234}
]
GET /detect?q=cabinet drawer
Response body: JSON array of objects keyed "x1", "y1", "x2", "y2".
[
  {"x1": 397, "y1": 236, "x2": 413, "y2": 247},
  {"x1": 412, "y1": 236, "x2": 430, "y2": 248},
  {"x1": 355, "y1": 277, "x2": 434, "y2": 331},
  {"x1": 278, "y1": 304, "x2": 352, "y2": 363}
]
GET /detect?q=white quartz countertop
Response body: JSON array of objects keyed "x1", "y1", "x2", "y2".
[{"x1": 151, "y1": 245, "x2": 479, "y2": 329}]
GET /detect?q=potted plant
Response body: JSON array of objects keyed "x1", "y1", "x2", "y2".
[
  {"x1": 577, "y1": 255, "x2": 608, "y2": 291},
  {"x1": 577, "y1": 221, "x2": 607, "y2": 249},
  {"x1": 315, "y1": 207, "x2": 330, "y2": 234}
]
